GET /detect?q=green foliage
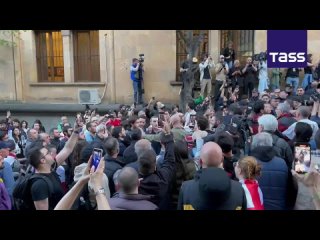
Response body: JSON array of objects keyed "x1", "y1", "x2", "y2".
[{"x1": 0, "y1": 30, "x2": 27, "y2": 47}]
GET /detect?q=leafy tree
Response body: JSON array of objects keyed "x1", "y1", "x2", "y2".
[{"x1": 177, "y1": 30, "x2": 205, "y2": 112}]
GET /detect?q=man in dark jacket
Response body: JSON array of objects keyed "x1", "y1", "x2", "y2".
[
  {"x1": 178, "y1": 142, "x2": 247, "y2": 210},
  {"x1": 103, "y1": 137, "x2": 125, "y2": 196},
  {"x1": 258, "y1": 114, "x2": 293, "y2": 169},
  {"x1": 123, "y1": 128, "x2": 142, "y2": 165},
  {"x1": 109, "y1": 167, "x2": 158, "y2": 210},
  {"x1": 138, "y1": 125, "x2": 176, "y2": 210},
  {"x1": 251, "y1": 132, "x2": 288, "y2": 210}
]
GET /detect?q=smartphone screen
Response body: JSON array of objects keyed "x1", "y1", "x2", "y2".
[
  {"x1": 92, "y1": 148, "x2": 103, "y2": 171},
  {"x1": 189, "y1": 115, "x2": 196, "y2": 128},
  {"x1": 294, "y1": 143, "x2": 311, "y2": 174}
]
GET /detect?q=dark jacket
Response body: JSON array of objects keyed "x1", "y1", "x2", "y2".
[
  {"x1": 109, "y1": 192, "x2": 158, "y2": 210},
  {"x1": 118, "y1": 139, "x2": 127, "y2": 157},
  {"x1": 251, "y1": 146, "x2": 288, "y2": 210},
  {"x1": 177, "y1": 168, "x2": 247, "y2": 210},
  {"x1": 138, "y1": 139, "x2": 176, "y2": 210},
  {"x1": 265, "y1": 132, "x2": 293, "y2": 169},
  {"x1": 104, "y1": 157, "x2": 125, "y2": 196},
  {"x1": 123, "y1": 141, "x2": 138, "y2": 165},
  {"x1": 277, "y1": 113, "x2": 297, "y2": 133}
]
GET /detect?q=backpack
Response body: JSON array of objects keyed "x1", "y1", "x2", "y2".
[{"x1": 12, "y1": 165, "x2": 54, "y2": 210}]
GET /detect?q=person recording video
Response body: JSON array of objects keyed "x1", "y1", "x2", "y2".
[{"x1": 130, "y1": 57, "x2": 144, "y2": 105}]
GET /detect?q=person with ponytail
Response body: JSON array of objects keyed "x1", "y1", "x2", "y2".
[{"x1": 234, "y1": 156, "x2": 264, "y2": 210}]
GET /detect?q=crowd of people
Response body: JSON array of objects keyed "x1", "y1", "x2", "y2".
[{"x1": 1, "y1": 51, "x2": 320, "y2": 210}]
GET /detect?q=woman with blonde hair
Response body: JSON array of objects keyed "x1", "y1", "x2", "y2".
[{"x1": 234, "y1": 156, "x2": 264, "y2": 210}]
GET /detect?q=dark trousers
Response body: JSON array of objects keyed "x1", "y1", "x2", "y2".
[
  {"x1": 244, "y1": 81, "x2": 254, "y2": 98},
  {"x1": 133, "y1": 81, "x2": 142, "y2": 104},
  {"x1": 214, "y1": 80, "x2": 224, "y2": 102}
]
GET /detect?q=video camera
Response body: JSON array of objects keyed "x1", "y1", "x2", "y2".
[
  {"x1": 253, "y1": 51, "x2": 267, "y2": 62},
  {"x1": 138, "y1": 54, "x2": 145, "y2": 63}
]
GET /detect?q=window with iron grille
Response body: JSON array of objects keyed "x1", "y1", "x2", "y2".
[
  {"x1": 73, "y1": 30, "x2": 100, "y2": 82},
  {"x1": 35, "y1": 31, "x2": 64, "y2": 82},
  {"x1": 220, "y1": 30, "x2": 254, "y2": 65},
  {"x1": 176, "y1": 30, "x2": 209, "y2": 82}
]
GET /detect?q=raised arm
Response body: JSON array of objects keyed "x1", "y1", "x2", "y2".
[{"x1": 55, "y1": 121, "x2": 80, "y2": 166}]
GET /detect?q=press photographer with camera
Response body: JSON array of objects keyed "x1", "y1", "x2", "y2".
[{"x1": 130, "y1": 55, "x2": 144, "y2": 105}]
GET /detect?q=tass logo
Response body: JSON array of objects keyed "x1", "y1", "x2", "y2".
[
  {"x1": 269, "y1": 52, "x2": 306, "y2": 62},
  {"x1": 267, "y1": 30, "x2": 307, "y2": 68}
]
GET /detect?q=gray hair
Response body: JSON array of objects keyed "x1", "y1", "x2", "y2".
[
  {"x1": 277, "y1": 102, "x2": 291, "y2": 114},
  {"x1": 96, "y1": 124, "x2": 106, "y2": 133},
  {"x1": 134, "y1": 139, "x2": 152, "y2": 157},
  {"x1": 251, "y1": 132, "x2": 273, "y2": 150},
  {"x1": 298, "y1": 106, "x2": 311, "y2": 119},
  {"x1": 258, "y1": 114, "x2": 278, "y2": 132}
]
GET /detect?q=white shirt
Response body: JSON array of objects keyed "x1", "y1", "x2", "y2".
[{"x1": 283, "y1": 119, "x2": 319, "y2": 140}]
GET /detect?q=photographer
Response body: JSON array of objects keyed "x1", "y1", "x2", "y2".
[
  {"x1": 214, "y1": 55, "x2": 229, "y2": 102},
  {"x1": 199, "y1": 54, "x2": 214, "y2": 97},
  {"x1": 130, "y1": 58, "x2": 143, "y2": 105},
  {"x1": 242, "y1": 57, "x2": 257, "y2": 98},
  {"x1": 229, "y1": 60, "x2": 243, "y2": 98}
]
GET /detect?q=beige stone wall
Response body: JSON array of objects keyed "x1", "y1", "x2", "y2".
[
  {"x1": 113, "y1": 30, "x2": 177, "y2": 104},
  {"x1": 0, "y1": 31, "x2": 21, "y2": 101},
  {"x1": 2, "y1": 30, "x2": 320, "y2": 104}
]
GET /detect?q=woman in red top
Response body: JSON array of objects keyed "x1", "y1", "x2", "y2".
[{"x1": 234, "y1": 156, "x2": 264, "y2": 210}]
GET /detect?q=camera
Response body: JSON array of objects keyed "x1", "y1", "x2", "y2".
[
  {"x1": 253, "y1": 51, "x2": 267, "y2": 62},
  {"x1": 138, "y1": 53, "x2": 144, "y2": 63},
  {"x1": 310, "y1": 92, "x2": 320, "y2": 102}
]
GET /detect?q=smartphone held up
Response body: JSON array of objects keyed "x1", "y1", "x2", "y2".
[
  {"x1": 92, "y1": 148, "x2": 103, "y2": 171},
  {"x1": 294, "y1": 143, "x2": 311, "y2": 174}
]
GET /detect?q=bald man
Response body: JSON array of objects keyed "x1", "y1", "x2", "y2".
[
  {"x1": 109, "y1": 167, "x2": 158, "y2": 210},
  {"x1": 177, "y1": 142, "x2": 247, "y2": 210}
]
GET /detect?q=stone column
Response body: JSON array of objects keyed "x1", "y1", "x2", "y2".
[{"x1": 61, "y1": 30, "x2": 74, "y2": 83}]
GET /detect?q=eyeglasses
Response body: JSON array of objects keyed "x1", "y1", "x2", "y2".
[{"x1": 41, "y1": 151, "x2": 50, "y2": 159}]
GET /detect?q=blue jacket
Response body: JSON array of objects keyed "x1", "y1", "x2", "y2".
[
  {"x1": 251, "y1": 146, "x2": 288, "y2": 210},
  {"x1": 130, "y1": 64, "x2": 140, "y2": 82},
  {"x1": 0, "y1": 161, "x2": 15, "y2": 197}
]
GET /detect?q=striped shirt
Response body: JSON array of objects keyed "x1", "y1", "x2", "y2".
[{"x1": 240, "y1": 179, "x2": 264, "y2": 210}]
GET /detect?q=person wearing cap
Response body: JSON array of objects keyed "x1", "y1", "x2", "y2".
[
  {"x1": 178, "y1": 142, "x2": 247, "y2": 210},
  {"x1": 0, "y1": 141, "x2": 15, "y2": 200},
  {"x1": 199, "y1": 54, "x2": 214, "y2": 98},
  {"x1": 0, "y1": 151, "x2": 11, "y2": 210}
]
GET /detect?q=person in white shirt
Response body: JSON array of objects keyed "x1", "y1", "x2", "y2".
[{"x1": 283, "y1": 106, "x2": 319, "y2": 140}]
